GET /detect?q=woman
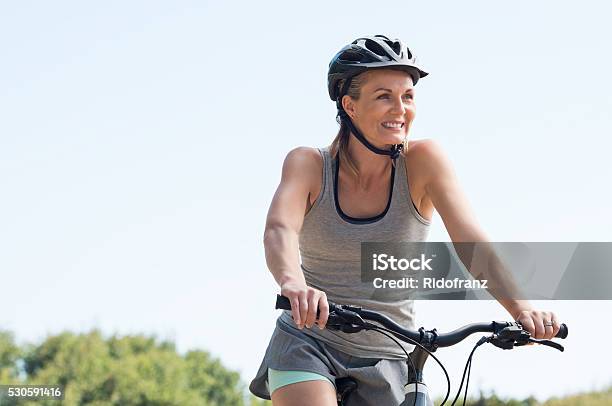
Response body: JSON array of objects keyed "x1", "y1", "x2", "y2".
[{"x1": 250, "y1": 35, "x2": 561, "y2": 405}]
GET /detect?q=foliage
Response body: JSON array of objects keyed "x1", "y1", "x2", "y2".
[
  {"x1": 0, "y1": 331, "x2": 21, "y2": 384},
  {"x1": 0, "y1": 329, "x2": 248, "y2": 406},
  {"x1": 434, "y1": 386, "x2": 612, "y2": 406},
  {"x1": 542, "y1": 385, "x2": 612, "y2": 406}
]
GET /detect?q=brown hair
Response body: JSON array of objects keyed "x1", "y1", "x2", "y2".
[{"x1": 329, "y1": 70, "x2": 408, "y2": 181}]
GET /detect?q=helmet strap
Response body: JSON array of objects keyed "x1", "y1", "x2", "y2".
[{"x1": 338, "y1": 109, "x2": 404, "y2": 160}]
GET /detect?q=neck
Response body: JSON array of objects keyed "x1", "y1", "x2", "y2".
[{"x1": 346, "y1": 133, "x2": 394, "y2": 178}]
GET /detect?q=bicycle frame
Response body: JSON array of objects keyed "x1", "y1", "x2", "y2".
[{"x1": 403, "y1": 346, "x2": 434, "y2": 406}]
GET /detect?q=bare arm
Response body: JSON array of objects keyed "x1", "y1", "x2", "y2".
[
  {"x1": 264, "y1": 147, "x2": 329, "y2": 330},
  {"x1": 415, "y1": 140, "x2": 560, "y2": 339}
]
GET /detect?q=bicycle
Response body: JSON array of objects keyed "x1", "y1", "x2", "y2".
[{"x1": 275, "y1": 294, "x2": 568, "y2": 406}]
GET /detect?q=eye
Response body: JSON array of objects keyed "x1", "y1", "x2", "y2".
[{"x1": 376, "y1": 93, "x2": 414, "y2": 100}]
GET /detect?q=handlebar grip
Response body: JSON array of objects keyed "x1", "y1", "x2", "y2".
[
  {"x1": 275, "y1": 294, "x2": 337, "y2": 317},
  {"x1": 555, "y1": 323, "x2": 568, "y2": 339},
  {"x1": 275, "y1": 294, "x2": 292, "y2": 310}
]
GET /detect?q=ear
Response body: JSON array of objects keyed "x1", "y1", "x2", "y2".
[{"x1": 341, "y1": 95, "x2": 357, "y2": 120}]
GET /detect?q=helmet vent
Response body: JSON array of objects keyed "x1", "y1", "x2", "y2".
[
  {"x1": 382, "y1": 38, "x2": 401, "y2": 56},
  {"x1": 364, "y1": 39, "x2": 389, "y2": 59}
]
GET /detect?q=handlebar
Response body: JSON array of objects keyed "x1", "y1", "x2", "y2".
[{"x1": 275, "y1": 294, "x2": 568, "y2": 350}]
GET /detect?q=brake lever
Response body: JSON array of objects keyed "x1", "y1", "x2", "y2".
[
  {"x1": 510, "y1": 322, "x2": 566, "y2": 352},
  {"x1": 526, "y1": 338, "x2": 565, "y2": 352}
]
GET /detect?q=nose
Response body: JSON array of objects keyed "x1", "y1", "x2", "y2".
[{"x1": 390, "y1": 96, "x2": 405, "y2": 115}]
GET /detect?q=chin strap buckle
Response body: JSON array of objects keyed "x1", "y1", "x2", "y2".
[{"x1": 390, "y1": 144, "x2": 404, "y2": 160}]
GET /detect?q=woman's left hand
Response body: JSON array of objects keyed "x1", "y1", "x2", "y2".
[{"x1": 515, "y1": 309, "x2": 560, "y2": 340}]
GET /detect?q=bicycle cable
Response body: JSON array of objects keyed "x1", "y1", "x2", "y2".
[
  {"x1": 463, "y1": 352, "x2": 472, "y2": 406},
  {"x1": 451, "y1": 336, "x2": 488, "y2": 406},
  {"x1": 366, "y1": 324, "x2": 452, "y2": 406}
]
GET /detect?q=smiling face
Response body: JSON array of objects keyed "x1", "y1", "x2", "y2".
[{"x1": 341, "y1": 69, "x2": 416, "y2": 149}]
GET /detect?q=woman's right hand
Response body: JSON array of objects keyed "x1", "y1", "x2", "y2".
[{"x1": 281, "y1": 280, "x2": 329, "y2": 330}]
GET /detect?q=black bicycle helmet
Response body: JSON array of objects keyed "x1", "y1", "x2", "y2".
[
  {"x1": 328, "y1": 35, "x2": 429, "y2": 160},
  {"x1": 328, "y1": 34, "x2": 428, "y2": 103}
]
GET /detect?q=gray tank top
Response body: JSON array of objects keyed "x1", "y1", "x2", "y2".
[{"x1": 280, "y1": 146, "x2": 431, "y2": 359}]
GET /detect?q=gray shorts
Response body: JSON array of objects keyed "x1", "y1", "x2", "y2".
[{"x1": 249, "y1": 317, "x2": 428, "y2": 405}]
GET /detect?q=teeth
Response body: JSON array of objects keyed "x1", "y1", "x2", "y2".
[{"x1": 382, "y1": 122, "x2": 404, "y2": 128}]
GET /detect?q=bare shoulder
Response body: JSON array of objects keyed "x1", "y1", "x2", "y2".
[
  {"x1": 405, "y1": 138, "x2": 446, "y2": 162},
  {"x1": 283, "y1": 146, "x2": 323, "y2": 178},
  {"x1": 405, "y1": 139, "x2": 453, "y2": 183},
  {"x1": 282, "y1": 146, "x2": 323, "y2": 205},
  {"x1": 403, "y1": 139, "x2": 453, "y2": 219}
]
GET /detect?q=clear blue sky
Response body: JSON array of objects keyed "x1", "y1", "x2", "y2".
[{"x1": 1, "y1": 0, "x2": 611, "y2": 401}]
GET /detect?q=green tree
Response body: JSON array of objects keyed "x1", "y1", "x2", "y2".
[
  {"x1": 0, "y1": 329, "x2": 248, "y2": 405},
  {"x1": 0, "y1": 330, "x2": 21, "y2": 383},
  {"x1": 542, "y1": 385, "x2": 612, "y2": 406}
]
